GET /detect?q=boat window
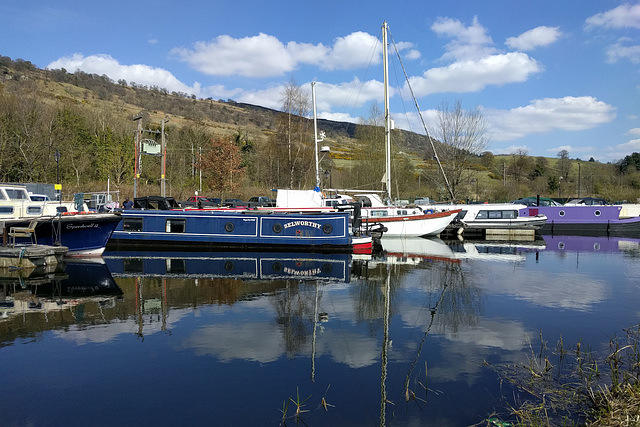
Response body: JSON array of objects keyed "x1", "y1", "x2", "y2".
[
  {"x1": 123, "y1": 258, "x2": 143, "y2": 273},
  {"x1": 396, "y1": 210, "x2": 408, "y2": 215},
  {"x1": 0, "y1": 206, "x2": 13, "y2": 214},
  {"x1": 502, "y1": 210, "x2": 517, "y2": 219},
  {"x1": 488, "y1": 211, "x2": 502, "y2": 219},
  {"x1": 165, "y1": 219, "x2": 186, "y2": 233},
  {"x1": 456, "y1": 210, "x2": 467, "y2": 220},
  {"x1": 26, "y1": 206, "x2": 43, "y2": 215},
  {"x1": 594, "y1": 210, "x2": 601, "y2": 217},
  {"x1": 123, "y1": 217, "x2": 143, "y2": 232},
  {"x1": 166, "y1": 259, "x2": 186, "y2": 273},
  {"x1": 476, "y1": 211, "x2": 488, "y2": 219},
  {"x1": 56, "y1": 206, "x2": 68, "y2": 213},
  {"x1": 371, "y1": 210, "x2": 388, "y2": 217},
  {"x1": 5, "y1": 189, "x2": 29, "y2": 200}
]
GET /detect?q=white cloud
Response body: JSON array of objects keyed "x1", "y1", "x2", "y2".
[
  {"x1": 171, "y1": 33, "x2": 297, "y2": 78},
  {"x1": 586, "y1": 3, "x2": 640, "y2": 30},
  {"x1": 403, "y1": 17, "x2": 543, "y2": 96},
  {"x1": 306, "y1": 78, "x2": 385, "y2": 112},
  {"x1": 406, "y1": 52, "x2": 542, "y2": 96},
  {"x1": 431, "y1": 16, "x2": 496, "y2": 61},
  {"x1": 485, "y1": 96, "x2": 617, "y2": 141},
  {"x1": 605, "y1": 138, "x2": 640, "y2": 160},
  {"x1": 628, "y1": 128, "x2": 640, "y2": 136},
  {"x1": 47, "y1": 53, "x2": 200, "y2": 96},
  {"x1": 170, "y1": 31, "x2": 393, "y2": 78},
  {"x1": 321, "y1": 31, "x2": 381, "y2": 71},
  {"x1": 606, "y1": 37, "x2": 640, "y2": 63},
  {"x1": 505, "y1": 26, "x2": 562, "y2": 51}
]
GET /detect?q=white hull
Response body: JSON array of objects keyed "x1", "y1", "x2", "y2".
[
  {"x1": 381, "y1": 236, "x2": 456, "y2": 261},
  {"x1": 461, "y1": 217, "x2": 547, "y2": 230},
  {"x1": 363, "y1": 209, "x2": 458, "y2": 237}
]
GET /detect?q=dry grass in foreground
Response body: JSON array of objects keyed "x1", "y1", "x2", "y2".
[{"x1": 484, "y1": 326, "x2": 640, "y2": 426}]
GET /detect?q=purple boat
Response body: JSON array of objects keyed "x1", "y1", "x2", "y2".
[
  {"x1": 542, "y1": 234, "x2": 640, "y2": 252},
  {"x1": 519, "y1": 204, "x2": 640, "y2": 237}
]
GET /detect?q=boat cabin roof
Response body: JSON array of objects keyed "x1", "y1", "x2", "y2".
[
  {"x1": 0, "y1": 185, "x2": 30, "y2": 201},
  {"x1": 133, "y1": 196, "x2": 181, "y2": 210}
]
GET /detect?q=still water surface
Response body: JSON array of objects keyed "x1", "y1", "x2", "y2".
[{"x1": 1, "y1": 234, "x2": 639, "y2": 426}]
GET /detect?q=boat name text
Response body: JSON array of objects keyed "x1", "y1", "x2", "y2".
[{"x1": 283, "y1": 220, "x2": 322, "y2": 230}]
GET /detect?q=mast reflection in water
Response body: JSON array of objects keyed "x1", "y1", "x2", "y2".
[{"x1": 0, "y1": 237, "x2": 638, "y2": 426}]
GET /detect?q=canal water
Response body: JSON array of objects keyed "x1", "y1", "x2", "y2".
[{"x1": 1, "y1": 234, "x2": 639, "y2": 426}]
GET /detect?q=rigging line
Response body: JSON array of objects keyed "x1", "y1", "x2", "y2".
[
  {"x1": 388, "y1": 31, "x2": 455, "y2": 200},
  {"x1": 402, "y1": 278, "x2": 450, "y2": 397},
  {"x1": 336, "y1": 29, "x2": 383, "y2": 120},
  {"x1": 385, "y1": 32, "x2": 416, "y2": 136}
]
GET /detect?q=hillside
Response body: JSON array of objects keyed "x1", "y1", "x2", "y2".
[{"x1": 1, "y1": 55, "x2": 639, "y2": 203}]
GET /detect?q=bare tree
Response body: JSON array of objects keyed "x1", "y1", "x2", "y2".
[
  {"x1": 352, "y1": 102, "x2": 385, "y2": 192},
  {"x1": 510, "y1": 149, "x2": 533, "y2": 184},
  {"x1": 557, "y1": 149, "x2": 571, "y2": 180},
  {"x1": 432, "y1": 101, "x2": 489, "y2": 200},
  {"x1": 278, "y1": 78, "x2": 312, "y2": 188}
]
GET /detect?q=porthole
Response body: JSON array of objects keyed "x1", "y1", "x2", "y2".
[
  {"x1": 224, "y1": 261, "x2": 234, "y2": 272},
  {"x1": 558, "y1": 242, "x2": 565, "y2": 250},
  {"x1": 322, "y1": 263, "x2": 333, "y2": 274},
  {"x1": 594, "y1": 243, "x2": 601, "y2": 251},
  {"x1": 272, "y1": 223, "x2": 283, "y2": 233},
  {"x1": 272, "y1": 261, "x2": 282, "y2": 273},
  {"x1": 224, "y1": 222, "x2": 234, "y2": 232},
  {"x1": 594, "y1": 210, "x2": 601, "y2": 217},
  {"x1": 559, "y1": 210, "x2": 565, "y2": 217},
  {"x1": 322, "y1": 223, "x2": 333, "y2": 234}
]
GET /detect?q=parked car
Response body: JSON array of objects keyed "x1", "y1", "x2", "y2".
[
  {"x1": 247, "y1": 196, "x2": 275, "y2": 208},
  {"x1": 179, "y1": 195, "x2": 221, "y2": 208},
  {"x1": 223, "y1": 198, "x2": 246, "y2": 208}
]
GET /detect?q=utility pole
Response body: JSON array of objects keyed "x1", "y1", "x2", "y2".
[
  {"x1": 133, "y1": 114, "x2": 143, "y2": 198},
  {"x1": 161, "y1": 118, "x2": 169, "y2": 197},
  {"x1": 578, "y1": 162, "x2": 581, "y2": 198}
]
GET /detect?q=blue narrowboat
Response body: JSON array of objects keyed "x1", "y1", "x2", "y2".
[
  {"x1": 107, "y1": 200, "x2": 372, "y2": 253},
  {"x1": 103, "y1": 251, "x2": 352, "y2": 282}
]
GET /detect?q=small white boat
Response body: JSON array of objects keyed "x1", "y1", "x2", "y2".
[
  {"x1": 418, "y1": 202, "x2": 547, "y2": 235},
  {"x1": 356, "y1": 193, "x2": 460, "y2": 238}
]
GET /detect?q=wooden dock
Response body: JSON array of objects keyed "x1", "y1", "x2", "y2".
[{"x1": 0, "y1": 245, "x2": 68, "y2": 270}]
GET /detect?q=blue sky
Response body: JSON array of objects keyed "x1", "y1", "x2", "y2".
[{"x1": 2, "y1": 1, "x2": 639, "y2": 163}]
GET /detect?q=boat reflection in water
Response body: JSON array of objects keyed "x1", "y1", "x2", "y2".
[
  {"x1": 377, "y1": 237, "x2": 459, "y2": 265},
  {"x1": 102, "y1": 251, "x2": 353, "y2": 282},
  {"x1": 0, "y1": 259, "x2": 122, "y2": 321},
  {"x1": 543, "y1": 234, "x2": 640, "y2": 253},
  {"x1": 447, "y1": 238, "x2": 547, "y2": 262},
  {"x1": 377, "y1": 236, "x2": 548, "y2": 264}
]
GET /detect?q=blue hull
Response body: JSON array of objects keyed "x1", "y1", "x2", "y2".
[
  {"x1": 8, "y1": 213, "x2": 122, "y2": 256},
  {"x1": 107, "y1": 209, "x2": 355, "y2": 253},
  {"x1": 103, "y1": 251, "x2": 351, "y2": 282}
]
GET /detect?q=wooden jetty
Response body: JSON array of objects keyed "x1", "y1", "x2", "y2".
[{"x1": 0, "y1": 245, "x2": 68, "y2": 270}]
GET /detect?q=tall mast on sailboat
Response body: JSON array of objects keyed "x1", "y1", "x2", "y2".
[
  {"x1": 382, "y1": 21, "x2": 392, "y2": 203},
  {"x1": 312, "y1": 82, "x2": 321, "y2": 189}
]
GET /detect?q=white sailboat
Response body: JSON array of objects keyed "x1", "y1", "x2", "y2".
[{"x1": 359, "y1": 22, "x2": 459, "y2": 238}]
